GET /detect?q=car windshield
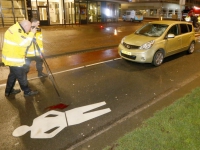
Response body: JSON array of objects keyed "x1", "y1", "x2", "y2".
[{"x1": 135, "y1": 23, "x2": 168, "y2": 37}]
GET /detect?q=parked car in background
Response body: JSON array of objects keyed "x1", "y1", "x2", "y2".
[
  {"x1": 122, "y1": 10, "x2": 143, "y2": 22},
  {"x1": 118, "y1": 21, "x2": 196, "y2": 66}
]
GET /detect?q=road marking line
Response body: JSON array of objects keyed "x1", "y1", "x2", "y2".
[
  {"x1": 103, "y1": 60, "x2": 114, "y2": 62},
  {"x1": 0, "y1": 83, "x2": 6, "y2": 87},
  {"x1": 85, "y1": 62, "x2": 104, "y2": 67},
  {"x1": 114, "y1": 58, "x2": 122, "y2": 60},
  {"x1": 0, "y1": 59, "x2": 121, "y2": 86},
  {"x1": 53, "y1": 66, "x2": 85, "y2": 75}
]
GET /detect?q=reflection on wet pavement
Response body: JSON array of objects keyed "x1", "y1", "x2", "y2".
[{"x1": 29, "y1": 48, "x2": 119, "y2": 75}]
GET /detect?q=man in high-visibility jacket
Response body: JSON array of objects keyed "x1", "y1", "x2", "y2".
[
  {"x1": 25, "y1": 18, "x2": 47, "y2": 77},
  {"x1": 2, "y1": 20, "x2": 39, "y2": 97}
]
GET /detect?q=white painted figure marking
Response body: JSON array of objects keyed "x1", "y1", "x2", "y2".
[{"x1": 12, "y1": 101, "x2": 111, "y2": 139}]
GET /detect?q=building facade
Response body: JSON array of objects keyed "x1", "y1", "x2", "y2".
[
  {"x1": 124, "y1": 0, "x2": 200, "y2": 20},
  {"x1": 1, "y1": 0, "x2": 200, "y2": 27},
  {"x1": 0, "y1": 0, "x2": 126, "y2": 27}
]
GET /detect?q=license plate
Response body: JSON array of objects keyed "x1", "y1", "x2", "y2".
[{"x1": 121, "y1": 50, "x2": 131, "y2": 55}]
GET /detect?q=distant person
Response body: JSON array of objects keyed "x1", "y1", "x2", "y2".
[
  {"x1": 191, "y1": 12, "x2": 198, "y2": 28},
  {"x1": 25, "y1": 18, "x2": 47, "y2": 78},
  {"x1": 2, "y1": 20, "x2": 39, "y2": 97}
]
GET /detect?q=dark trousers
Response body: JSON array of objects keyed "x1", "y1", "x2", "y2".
[
  {"x1": 5, "y1": 66, "x2": 31, "y2": 94},
  {"x1": 25, "y1": 56, "x2": 44, "y2": 73}
]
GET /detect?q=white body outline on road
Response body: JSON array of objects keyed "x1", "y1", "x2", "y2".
[{"x1": 12, "y1": 101, "x2": 111, "y2": 139}]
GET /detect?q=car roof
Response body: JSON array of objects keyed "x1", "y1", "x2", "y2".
[{"x1": 148, "y1": 20, "x2": 192, "y2": 25}]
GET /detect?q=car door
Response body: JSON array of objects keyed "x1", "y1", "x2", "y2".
[
  {"x1": 165, "y1": 24, "x2": 182, "y2": 55},
  {"x1": 180, "y1": 23, "x2": 193, "y2": 50}
]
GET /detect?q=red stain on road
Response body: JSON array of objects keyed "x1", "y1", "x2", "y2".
[{"x1": 45, "y1": 103, "x2": 69, "y2": 111}]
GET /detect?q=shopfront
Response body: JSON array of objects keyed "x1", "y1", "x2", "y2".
[
  {"x1": 121, "y1": 2, "x2": 184, "y2": 20},
  {"x1": 0, "y1": 0, "x2": 120, "y2": 27}
]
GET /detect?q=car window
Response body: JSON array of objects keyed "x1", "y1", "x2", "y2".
[
  {"x1": 187, "y1": 24, "x2": 192, "y2": 32},
  {"x1": 167, "y1": 24, "x2": 179, "y2": 36},
  {"x1": 180, "y1": 24, "x2": 189, "y2": 34},
  {"x1": 135, "y1": 23, "x2": 168, "y2": 37}
]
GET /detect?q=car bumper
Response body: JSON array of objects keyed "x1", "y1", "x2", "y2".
[{"x1": 118, "y1": 44, "x2": 154, "y2": 63}]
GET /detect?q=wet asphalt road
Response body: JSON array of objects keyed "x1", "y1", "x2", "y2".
[
  {"x1": 1, "y1": 20, "x2": 200, "y2": 150},
  {"x1": 1, "y1": 43, "x2": 200, "y2": 150}
]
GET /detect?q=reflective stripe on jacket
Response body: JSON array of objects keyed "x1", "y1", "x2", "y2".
[
  {"x1": 2, "y1": 54, "x2": 24, "y2": 63},
  {"x1": 26, "y1": 31, "x2": 44, "y2": 57},
  {"x1": 2, "y1": 22, "x2": 34, "y2": 66}
]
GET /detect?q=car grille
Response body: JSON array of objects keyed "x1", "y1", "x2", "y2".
[
  {"x1": 123, "y1": 42, "x2": 140, "y2": 49},
  {"x1": 121, "y1": 53, "x2": 136, "y2": 60}
]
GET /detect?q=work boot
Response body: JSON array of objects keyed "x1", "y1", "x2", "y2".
[
  {"x1": 5, "y1": 89, "x2": 21, "y2": 97},
  {"x1": 24, "y1": 90, "x2": 39, "y2": 97},
  {"x1": 38, "y1": 72, "x2": 48, "y2": 77}
]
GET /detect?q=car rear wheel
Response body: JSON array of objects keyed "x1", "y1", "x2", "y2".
[
  {"x1": 187, "y1": 41, "x2": 195, "y2": 54},
  {"x1": 152, "y1": 50, "x2": 164, "y2": 66}
]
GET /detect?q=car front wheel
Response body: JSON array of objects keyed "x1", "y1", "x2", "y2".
[
  {"x1": 187, "y1": 41, "x2": 195, "y2": 54},
  {"x1": 152, "y1": 50, "x2": 164, "y2": 66}
]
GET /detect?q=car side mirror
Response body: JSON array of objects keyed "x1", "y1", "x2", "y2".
[{"x1": 167, "y1": 33, "x2": 175, "y2": 38}]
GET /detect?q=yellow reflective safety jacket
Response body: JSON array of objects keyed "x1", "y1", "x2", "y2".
[
  {"x1": 2, "y1": 22, "x2": 34, "y2": 66},
  {"x1": 26, "y1": 30, "x2": 43, "y2": 57}
]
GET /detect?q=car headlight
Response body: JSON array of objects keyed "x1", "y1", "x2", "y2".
[
  {"x1": 121, "y1": 37, "x2": 126, "y2": 44},
  {"x1": 139, "y1": 40, "x2": 155, "y2": 50}
]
